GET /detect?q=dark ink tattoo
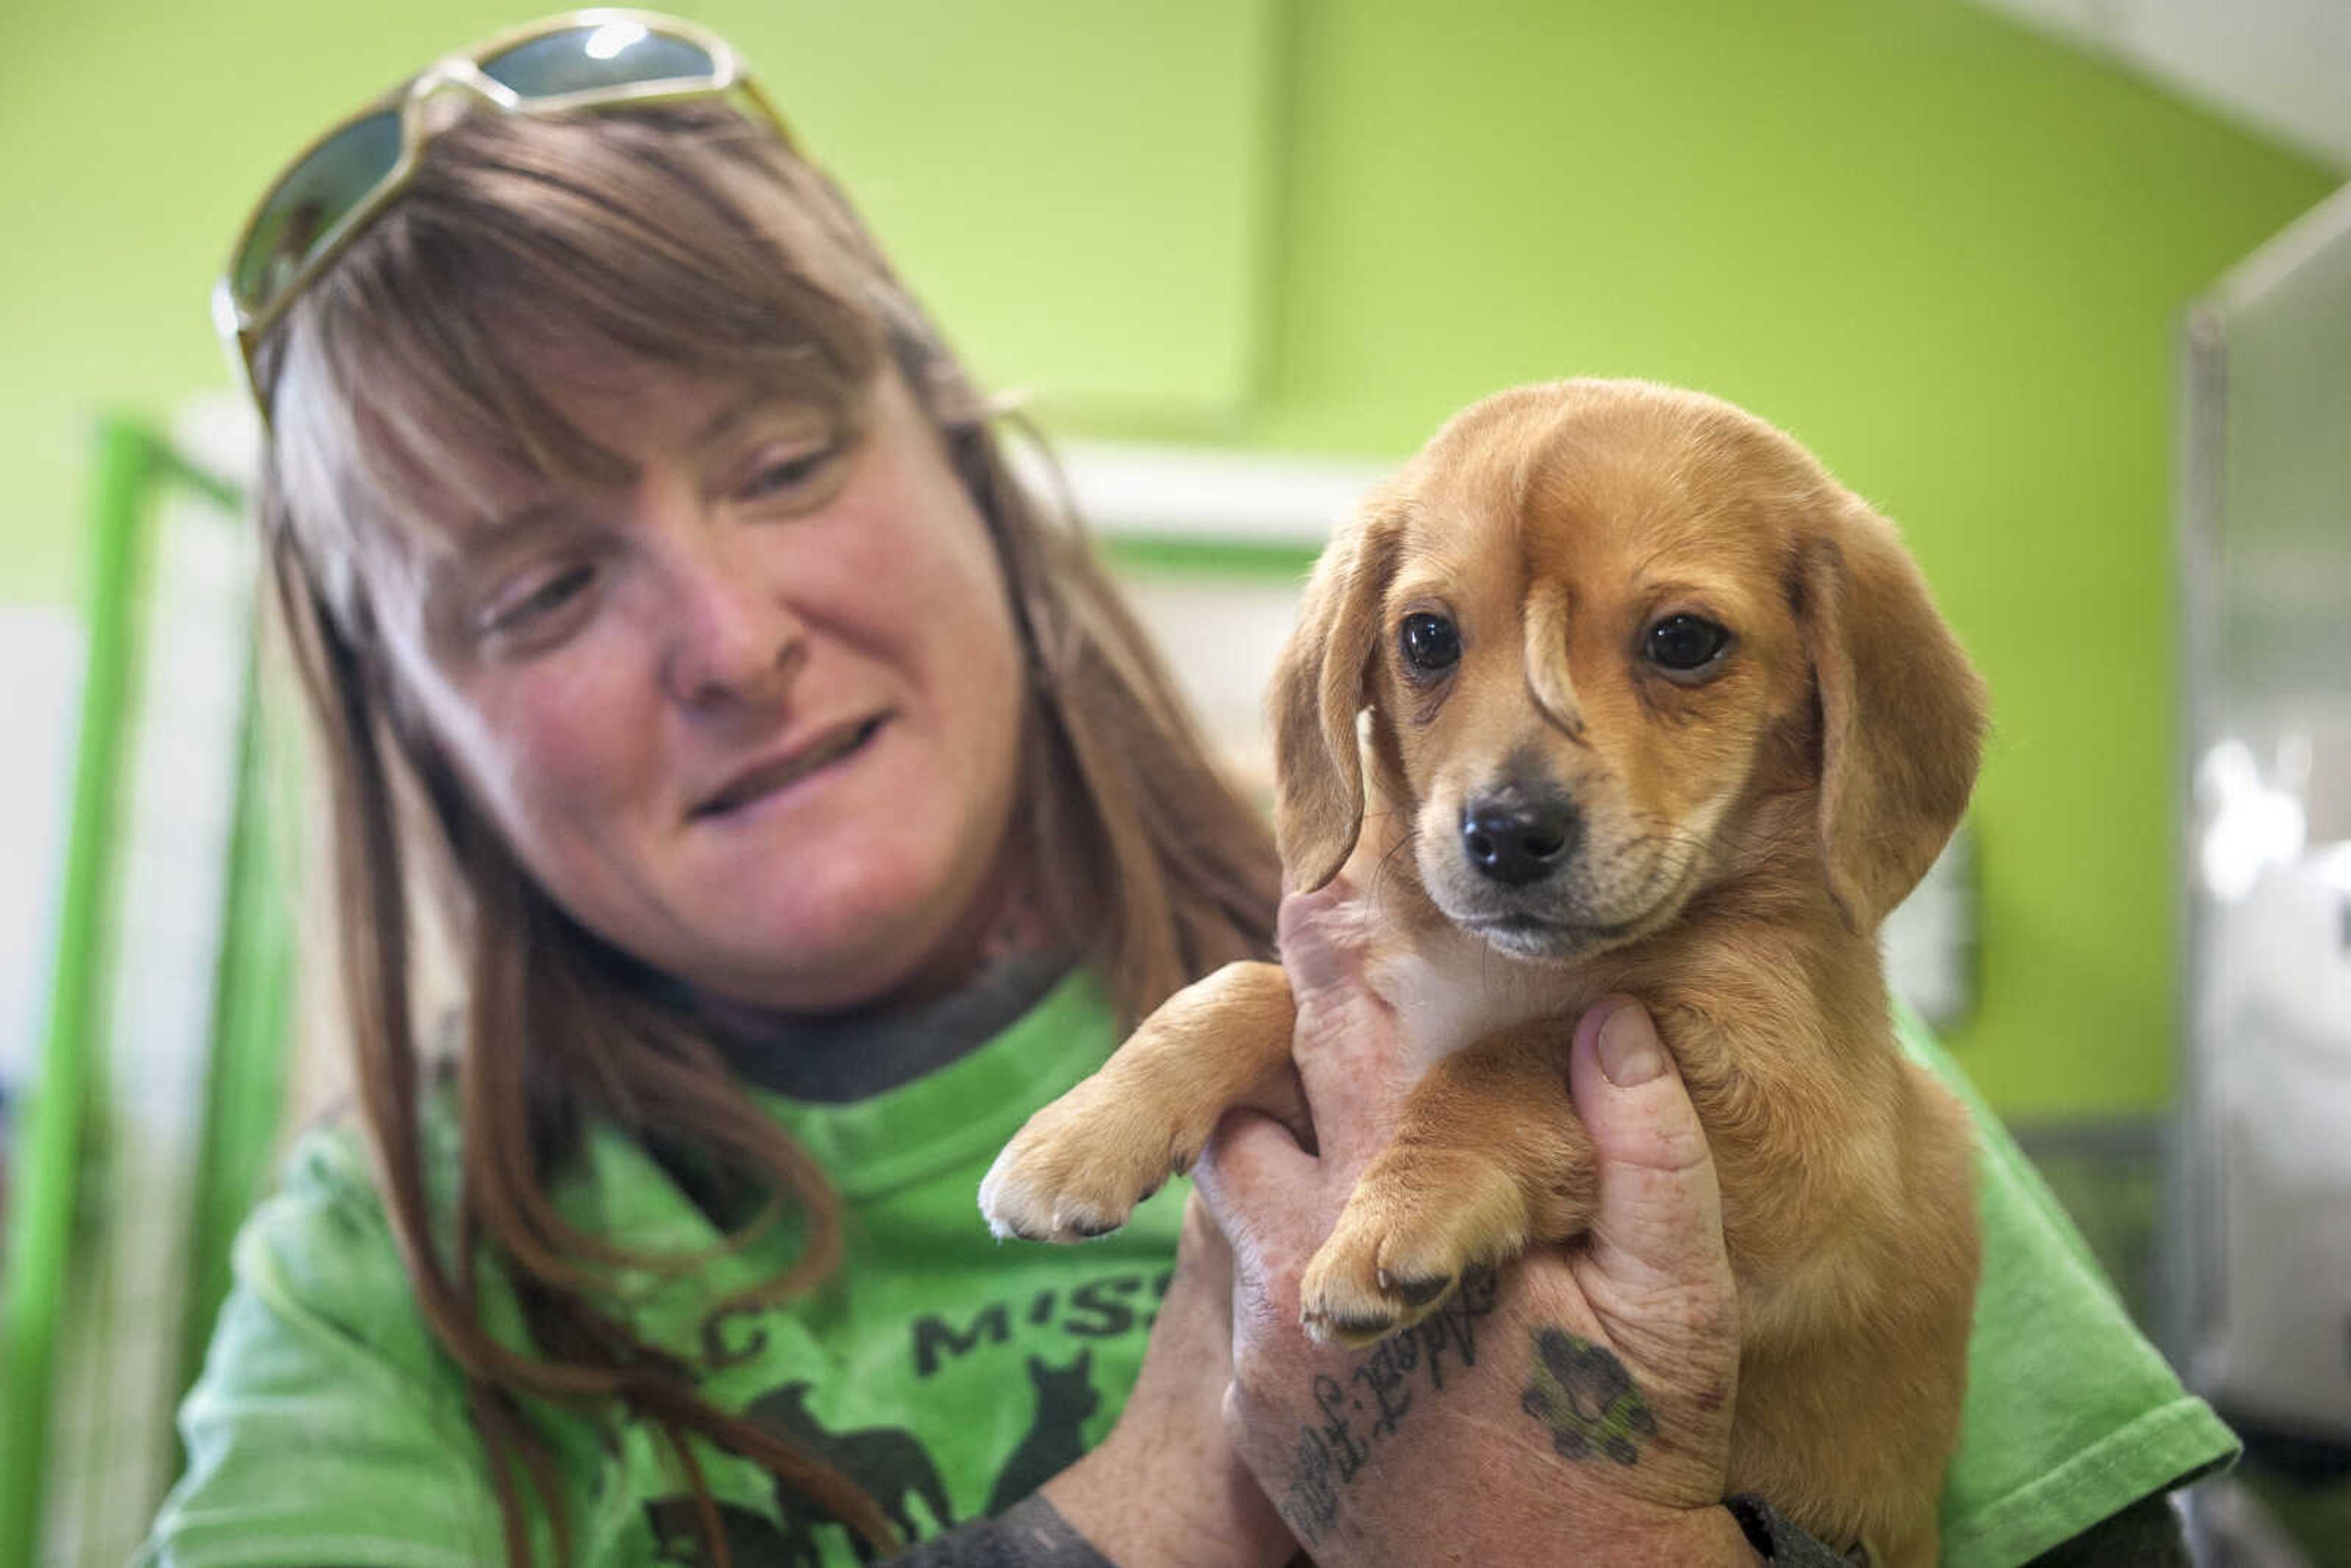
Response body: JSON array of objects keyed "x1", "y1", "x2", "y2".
[
  {"x1": 1354, "y1": 1338, "x2": 1413, "y2": 1436},
  {"x1": 1312, "y1": 1373, "x2": 1370, "y2": 1477},
  {"x1": 1520, "y1": 1327, "x2": 1657, "y2": 1466},
  {"x1": 1284, "y1": 1425, "x2": 1342, "y2": 1543},
  {"x1": 1274, "y1": 1267, "x2": 1502, "y2": 1545}
]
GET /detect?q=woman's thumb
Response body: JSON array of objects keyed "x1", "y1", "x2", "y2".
[
  {"x1": 1275, "y1": 876, "x2": 1361, "y2": 998},
  {"x1": 1566, "y1": 998, "x2": 1731, "y2": 1294}
]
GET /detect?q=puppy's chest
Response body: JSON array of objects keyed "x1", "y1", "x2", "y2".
[{"x1": 1365, "y1": 933, "x2": 1594, "y2": 1075}]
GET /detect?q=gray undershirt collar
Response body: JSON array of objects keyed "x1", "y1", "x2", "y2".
[{"x1": 705, "y1": 949, "x2": 1079, "y2": 1105}]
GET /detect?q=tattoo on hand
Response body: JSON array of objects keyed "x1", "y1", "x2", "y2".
[
  {"x1": 1520, "y1": 1327, "x2": 1657, "y2": 1466},
  {"x1": 1275, "y1": 1269, "x2": 1501, "y2": 1545}
]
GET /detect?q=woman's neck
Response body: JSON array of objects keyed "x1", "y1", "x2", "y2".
[
  {"x1": 684, "y1": 852, "x2": 1072, "y2": 1101},
  {"x1": 691, "y1": 947, "x2": 1076, "y2": 1103}
]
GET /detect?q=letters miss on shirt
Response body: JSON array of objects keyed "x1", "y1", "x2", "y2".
[
  {"x1": 911, "y1": 1264, "x2": 1174, "y2": 1378},
  {"x1": 645, "y1": 1266, "x2": 1171, "y2": 1564}
]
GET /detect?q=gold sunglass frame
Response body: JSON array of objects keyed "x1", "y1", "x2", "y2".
[{"x1": 212, "y1": 7, "x2": 795, "y2": 420}]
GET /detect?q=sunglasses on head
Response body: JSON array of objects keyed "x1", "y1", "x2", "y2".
[{"x1": 214, "y1": 8, "x2": 793, "y2": 418}]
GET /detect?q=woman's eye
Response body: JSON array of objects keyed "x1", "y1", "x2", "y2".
[
  {"x1": 1400, "y1": 612, "x2": 1462, "y2": 675},
  {"x1": 1644, "y1": 613, "x2": 1731, "y2": 674},
  {"x1": 740, "y1": 445, "x2": 836, "y2": 501},
  {"x1": 486, "y1": 563, "x2": 596, "y2": 634}
]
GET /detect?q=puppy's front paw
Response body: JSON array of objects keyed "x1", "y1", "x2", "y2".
[
  {"x1": 1299, "y1": 1150, "x2": 1532, "y2": 1346},
  {"x1": 978, "y1": 1073, "x2": 1199, "y2": 1244}
]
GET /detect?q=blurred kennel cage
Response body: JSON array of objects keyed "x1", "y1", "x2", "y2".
[
  {"x1": 2170, "y1": 178, "x2": 2351, "y2": 1544},
  {"x1": 0, "y1": 416, "x2": 296, "y2": 1568}
]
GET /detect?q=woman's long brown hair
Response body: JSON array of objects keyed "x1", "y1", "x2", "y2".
[{"x1": 257, "y1": 102, "x2": 1278, "y2": 1566}]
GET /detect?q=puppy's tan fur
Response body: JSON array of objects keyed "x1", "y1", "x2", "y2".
[{"x1": 982, "y1": 380, "x2": 1984, "y2": 1567}]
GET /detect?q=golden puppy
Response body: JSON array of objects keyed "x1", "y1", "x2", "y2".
[{"x1": 981, "y1": 380, "x2": 1984, "y2": 1567}]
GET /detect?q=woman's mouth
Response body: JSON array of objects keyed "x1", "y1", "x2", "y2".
[{"x1": 691, "y1": 716, "x2": 887, "y2": 820}]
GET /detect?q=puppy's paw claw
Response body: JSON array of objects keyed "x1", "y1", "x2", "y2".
[
  {"x1": 1301, "y1": 1302, "x2": 1399, "y2": 1347},
  {"x1": 1300, "y1": 1236, "x2": 1412, "y2": 1347},
  {"x1": 984, "y1": 1209, "x2": 1052, "y2": 1244},
  {"x1": 1379, "y1": 1270, "x2": 1457, "y2": 1309},
  {"x1": 978, "y1": 1144, "x2": 1131, "y2": 1244},
  {"x1": 977, "y1": 1079, "x2": 1197, "y2": 1245},
  {"x1": 1300, "y1": 1152, "x2": 1532, "y2": 1341}
]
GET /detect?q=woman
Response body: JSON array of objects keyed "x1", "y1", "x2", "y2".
[{"x1": 144, "y1": 13, "x2": 2229, "y2": 1567}]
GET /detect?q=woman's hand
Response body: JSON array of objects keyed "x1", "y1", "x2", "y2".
[
  {"x1": 1193, "y1": 883, "x2": 1760, "y2": 1567},
  {"x1": 1040, "y1": 1191, "x2": 1294, "y2": 1568}
]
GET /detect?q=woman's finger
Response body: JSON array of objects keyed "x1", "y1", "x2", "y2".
[
  {"x1": 1174, "y1": 1189, "x2": 1236, "y2": 1308},
  {"x1": 1565, "y1": 998, "x2": 1733, "y2": 1301},
  {"x1": 1273, "y1": 880, "x2": 1411, "y2": 1173},
  {"x1": 1191, "y1": 1110, "x2": 1314, "y2": 1253},
  {"x1": 1191, "y1": 1110, "x2": 1324, "y2": 1338},
  {"x1": 1273, "y1": 876, "x2": 1361, "y2": 994}
]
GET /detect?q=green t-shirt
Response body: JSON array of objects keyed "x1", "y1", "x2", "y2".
[{"x1": 137, "y1": 975, "x2": 2233, "y2": 1568}]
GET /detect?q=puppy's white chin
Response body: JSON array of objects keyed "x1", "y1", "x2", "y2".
[
  {"x1": 1458, "y1": 915, "x2": 1596, "y2": 964},
  {"x1": 1447, "y1": 893, "x2": 1681, "y2": 964},
  {"x1": 1480, "y1": 925, "x2": 1581, "y2": 962}
]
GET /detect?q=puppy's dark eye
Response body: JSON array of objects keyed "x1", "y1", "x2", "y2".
[
  {"x1": 1400, "y1": 612, "x2": 1462, "y2": 675},
  {"x1": 1645, "y1": 613, "x2": 1730, "y2": 674}
]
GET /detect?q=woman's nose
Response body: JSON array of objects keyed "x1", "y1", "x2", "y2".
[{"x1": 659, "y1": 534, "x2": 805, "y2": 713}]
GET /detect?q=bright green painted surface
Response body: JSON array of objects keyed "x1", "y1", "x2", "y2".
[
  {"x1": 1, "y1": 2, "x2": 2338, "y2": 1117},
  {"x1": 1, "y1": 0, "x2": 518, "y2": 607},
  {"x1": 682, "y1": 0, "x2": 1280, "y2": 414}
]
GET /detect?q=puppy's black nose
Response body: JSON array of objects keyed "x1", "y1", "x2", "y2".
[{"x1": 1460, "y1": 793, "x2": 1577, "y2": 887}]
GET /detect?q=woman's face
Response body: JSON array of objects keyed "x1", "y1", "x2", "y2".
[{"x1": 369, "y1": 366, "x2": 1029, "y2": 1013}]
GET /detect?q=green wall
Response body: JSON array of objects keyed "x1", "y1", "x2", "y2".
[{"x1": 1, "y1": 1, "x2": 2336, "y2": 1117}]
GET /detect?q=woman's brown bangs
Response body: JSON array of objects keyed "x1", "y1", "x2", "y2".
[{"x1": 280, "y1": 103, "x2": 887, "y2": 541}]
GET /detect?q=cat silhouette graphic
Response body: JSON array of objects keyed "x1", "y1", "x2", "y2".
[
  {"x1": 752, "y1": 1381, "x2": 954, "y2": 1562},
  {"x1": 986, "y1": 1349, "x2": 1099, "y2": 1517}
]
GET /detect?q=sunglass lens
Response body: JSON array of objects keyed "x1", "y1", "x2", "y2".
[
  {"x1": 231, "y1": 108, "x2": 403, "y2": 312},
  {"x1": 479, "y1": 21, "x2": 715, "y2": 98}
]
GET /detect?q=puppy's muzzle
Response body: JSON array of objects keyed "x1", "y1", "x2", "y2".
[{"x1": 1460, "y1": 787, "x2": 1580, "y2": 887}]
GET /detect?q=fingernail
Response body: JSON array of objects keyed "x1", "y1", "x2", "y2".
[{"x1": 1598, "y1": 1002, "x2": 1665, "y2": 1087}]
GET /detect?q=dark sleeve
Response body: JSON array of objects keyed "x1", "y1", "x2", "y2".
[
  {"x1": 1727, "y1": 1489, "x2": 2191, "y2": 1566},
  {"x1": 2021, "y1": 1491, "x2": 2192, "y2": 1567},
  {"x1": 889, "y1": 1496, "x2": 1116, "y2": 1568},
  {"x1": 1727, "y1": 1496, "x2": 1862, "y2": 1566}
]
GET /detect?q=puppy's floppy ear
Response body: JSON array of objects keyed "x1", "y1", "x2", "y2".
[
  {"x1": 1270, "y1": 496, "x2": 1405, "y2": 891},
  {"x1": 1796, "y1": 498, "x2": 1988, "y2": 934}
]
